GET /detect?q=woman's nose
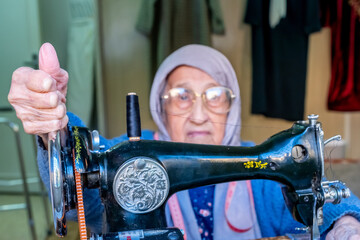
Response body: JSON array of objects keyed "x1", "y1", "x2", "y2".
[{"x1": 189, "y1": 98, "x2": 209, "y2": 124}]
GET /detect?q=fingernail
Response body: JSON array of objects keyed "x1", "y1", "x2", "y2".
[
  {"x1": 43, "y1": 77, "x2": 53, "y2": 90},
  {"x1": 63, "y1": 115, "x2": 69, "y2": 126},
  {"x1": 39, "y1": 43, "x2": 60, "y2": 72},
  {"x1": 49, "y1": 93, "x2": 58, "y2": 107},
  {"x1": 40, "y1": 43, "x2": 56, "y2": 60}
]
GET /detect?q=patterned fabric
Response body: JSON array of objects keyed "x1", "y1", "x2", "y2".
[{"x1": 189, "y1": 185, "x2": 215, "y2": 240}]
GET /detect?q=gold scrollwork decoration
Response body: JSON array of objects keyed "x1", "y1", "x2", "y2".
[{"x1": 244, "y1": 160, "x2": 268, "y2": 169}]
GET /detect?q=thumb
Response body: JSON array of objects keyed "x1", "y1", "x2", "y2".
[
  {"x1": 38, "y1": 42, "x2": 68, "y2": 97},
  {"x1": 39, "y1": 42, "x2": 61, "y2": 76}
]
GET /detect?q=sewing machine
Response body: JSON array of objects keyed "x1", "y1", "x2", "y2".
[{"x1": 48, "y1": 94, "x2": 350, "y2": 240}]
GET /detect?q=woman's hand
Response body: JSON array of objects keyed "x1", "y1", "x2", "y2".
[
  {"x1": 8, "y1": 43, "x2": 69, "y2": 147},
  {"x1": 326, "y1": 215, "x2": 360, "y2": 240}
]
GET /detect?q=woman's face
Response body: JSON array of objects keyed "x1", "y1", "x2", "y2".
[{"x1": 163, "y1": 66, "x2": 227, "y2": 145}]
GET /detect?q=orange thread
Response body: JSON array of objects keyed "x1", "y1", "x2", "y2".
[{"x1": 73, "y1": 148, "x2": 88, "y2": 240}]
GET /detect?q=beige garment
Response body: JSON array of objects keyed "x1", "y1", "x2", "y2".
[{"x1": 66, "y1": 0, "x2": 95, "y2": 126}]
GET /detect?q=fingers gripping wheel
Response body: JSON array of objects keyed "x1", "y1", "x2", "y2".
[{"x1": 49, "y1": 131, "x2": 67, "y2": 236}]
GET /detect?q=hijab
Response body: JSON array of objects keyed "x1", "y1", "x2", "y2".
[{"x1": 150, "y1": 44, "x2": 241, "y2": 146}]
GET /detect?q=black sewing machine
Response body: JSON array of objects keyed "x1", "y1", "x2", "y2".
[{"x1": 48, "y1": 93, "x2": 350, "y2": 240}]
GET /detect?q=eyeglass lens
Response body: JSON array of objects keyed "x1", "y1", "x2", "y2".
[{"x1": 163, "y1": 86, "x2": 234, "y2": 115}]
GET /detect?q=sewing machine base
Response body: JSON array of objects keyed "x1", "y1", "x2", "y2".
[{"x1": 89, "y1": 228, "x2": 184, "y2": 240}]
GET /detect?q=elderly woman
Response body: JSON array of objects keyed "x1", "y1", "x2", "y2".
[{"x1": 8, "y1": 43, "x2": 360, "y2": 239}]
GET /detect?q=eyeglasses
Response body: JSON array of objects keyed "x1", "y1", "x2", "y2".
[{"x1": 161, "y1": 86, "x2": 236, "y2": 115}]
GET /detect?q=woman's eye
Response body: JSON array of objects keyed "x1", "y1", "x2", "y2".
[{"x1": 179, "y1": 94, "x2": 190, "y2": 101}]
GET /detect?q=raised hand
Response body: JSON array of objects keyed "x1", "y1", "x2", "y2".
[
  {"x1": 326, "y1": 215, "x2": 360, "y2": 240},
  {"x1": 8, "y1": 43, "x2": 69, "y2": 147}
]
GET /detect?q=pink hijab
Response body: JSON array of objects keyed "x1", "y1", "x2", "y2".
[{"x1": 149, "y1": 44, "x2": 241, "y2": 146}]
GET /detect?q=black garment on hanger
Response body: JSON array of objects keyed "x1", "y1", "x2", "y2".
[{"x1": 244, "y1": 0, "x2": 321, "y2": 121}]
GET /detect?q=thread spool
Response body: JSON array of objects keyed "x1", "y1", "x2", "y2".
[{"x1": 126, "y1": 93, "x2": 141, "y2": 141}]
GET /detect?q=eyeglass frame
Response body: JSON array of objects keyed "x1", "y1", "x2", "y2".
[{"x1": 161, "y1": 86, "x2": 236, "y2": 115}]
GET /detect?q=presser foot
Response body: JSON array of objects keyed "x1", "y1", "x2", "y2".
[{"x1": 291, "y1": 191, "x2": 320, "y2": 240}]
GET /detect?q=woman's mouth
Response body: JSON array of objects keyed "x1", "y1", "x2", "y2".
[
  {"x1": 187, "y1": 131, "x2": 211, "y2": 138},
  {"x1": 185, "y1": 131, "x2": 214, "y2": 144}
]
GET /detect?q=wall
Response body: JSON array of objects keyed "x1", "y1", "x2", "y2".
[
  {"x1": 100, "y1": 0, "x2": 156, "y2": 137},
  {"x1": 100, "y1": 0, "x2": 360, "y2": 159},
  {"x1": 0, "y1": 0, "x2": 42, "y2": 190},
  {"x1": 38, "y1": 0, "x2": 70, "y2": 68}
]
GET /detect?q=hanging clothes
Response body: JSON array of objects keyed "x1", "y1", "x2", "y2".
[
  {"x1": 349, "y1": 0, "x2": 360, "y2": 18},
  {"x1": 321, "y1": 0, "x2": 360, "y2": 111},
  {"x1": 136, "y1": 0, "x2": 225, "y2": 76},
  {"x1": 269, "y1": 0, "x2": 287, "y2": 28},
  {"x1": 244, "y1": 0, "x2": 321, "y2": 121},
  {"x1": 66, "y1": 0, "x2": 96, "y2": 126}
]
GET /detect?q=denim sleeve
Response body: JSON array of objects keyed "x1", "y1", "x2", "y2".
[{"x1": 252, "y1": 179, "x2": 360, "y2": 238}]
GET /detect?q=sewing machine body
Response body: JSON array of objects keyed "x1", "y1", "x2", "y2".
[
  {"x1": 96, "y1": 120, "x2": 318, "y2": 232},
  {"x1": 49, "y1": 112, "x2": 349, "y2": 240}
]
